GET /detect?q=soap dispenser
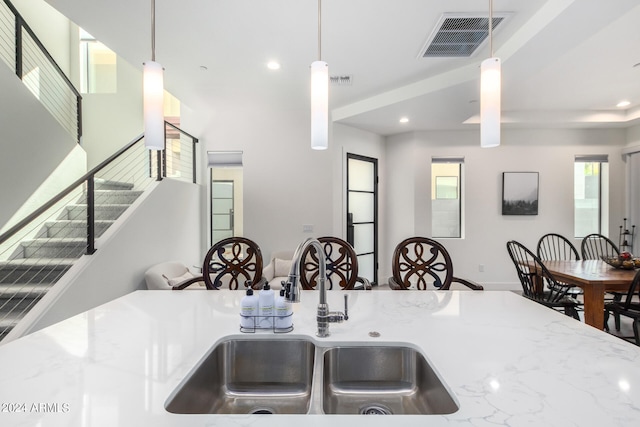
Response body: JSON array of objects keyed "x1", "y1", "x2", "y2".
[
  {"x1": 240, "y1": 288, "x2": 259, "y2": 329},
  {"x1": 258, "y1": 282, "x2": 275, "y2": 328},
  {"x1": 275, "y1": 288, "x2": 293, "y2": 330}
]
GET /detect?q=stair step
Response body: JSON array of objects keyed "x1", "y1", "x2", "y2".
[
  {"x1": 95, "y1": 179, "x2": 134, "y2": 191},
  {"x1": 0, "y1": 296, "x2": 42, "y2": 330},
  {"x1": 0, "y1": 295, "x2": 42, "y2": 314},
  {"x1": 20, "y1": 238, "x2": 88, "y2": 259},
  {"x1": 77, "y1": 190, "x2": 143, "y2": 205},
  {"x1": 58, "y1": 204, "x2": 130, "y2": 221},
  {"x1": 0, "y1": 283, "x2": 50, "y2": 300},
  {"x1": 44, "y1": 220, "x2": 114, "y2": 238},
  {"x1": 0, "y1": 259, "x2": 75, "y2": 283}
]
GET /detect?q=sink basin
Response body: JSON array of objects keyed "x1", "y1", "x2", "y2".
[
  {"x1": 165, "y1": 338, "x2": 315, "y2": 414},
  {"x1": 322, "y1": 346, "x2": 459, "y2": 415}
]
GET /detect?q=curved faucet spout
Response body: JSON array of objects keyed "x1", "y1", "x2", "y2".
[
  {"x1": 285, "y1": 238, "x2": 326, "y2": 304},
  {"x1": 284, "y1": 237, "x2": 347, "y2": 337}
]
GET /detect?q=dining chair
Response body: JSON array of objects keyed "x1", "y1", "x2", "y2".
[
  {"x1": 174, "y1": 237, "x2": 266, "y2": 290},
  {"x1": 581, "y1": 233, "x2": 620, "y2": 260},
  {"x1": 388, "y1": 237, "x2": 483, "y2": 290},
  {"x1": 299, "y1": 236, "x2": 371, "y2": 290},
  {"x1": 536, "y1": 233, "x2": 583, "y2": 297},
  {"x1": 506, "y1": 240, "x2": 580, "y2": 320},
  {"x1": 604, "y1": 269, "x2": 640, "y2": 345}
]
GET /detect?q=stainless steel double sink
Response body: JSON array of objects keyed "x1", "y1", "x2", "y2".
[{"x1": 165, "y1": 338, "x2": 459, "y2": 416}]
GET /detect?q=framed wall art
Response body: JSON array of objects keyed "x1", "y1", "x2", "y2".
[{"x1": 502, "y1": 172, "x2": 539, "y2": 215}]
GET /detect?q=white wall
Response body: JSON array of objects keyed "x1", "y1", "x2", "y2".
[
  {"x1": 12, "y1": 179, "x2": 201, "y2": 337},
  {"x1": 0, "y1": 64, "x2": 79, "y2": 230},
  {"x1": 186, "y1": 106, "x2": 388, "y2": 280},
  {"x1": 15, "y1": 0, "x2": 145, "y2": 169},
  {"x1": 385, "y1": 128, "x2": 627, "y2": 289},
  {"x1": 192, "y1": 104, "x2": 335, "y2": 264},
  {"x1": 81, "y1": 57, "x2": 144, "y2": 168},
  {"x1": 13, "y1": 0, "x2": 72, "y2": 76}
]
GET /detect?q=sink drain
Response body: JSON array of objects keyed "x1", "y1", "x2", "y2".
[
  {"x1": 249, "y1": 408, "x2": 274, "y2": 415},
  {"x1": 360, "y1": 404, "x2": 392, "y2": 415}
]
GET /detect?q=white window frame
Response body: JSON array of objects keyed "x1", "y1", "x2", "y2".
[
  {"x1": 574, "y1": 155, "x2": 609, "y2": 238},
  {"x1": 431, "y1": 157, "x2": 464, "y2": 239}
]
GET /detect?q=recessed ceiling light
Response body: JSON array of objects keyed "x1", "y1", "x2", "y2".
[
  {"x1": 267, "y1": 61, "x2": 281, "y2": 70},
  {"x1": 399, "y1": 117, "x2": 409, "y2": 123},
  {"x1": 617, "y1": 100, "x2": 631, "y2": 108}
]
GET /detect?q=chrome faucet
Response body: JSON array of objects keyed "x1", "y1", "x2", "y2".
[{"x1": 284, "y1": 237, "x2": 348, "y2": 337}]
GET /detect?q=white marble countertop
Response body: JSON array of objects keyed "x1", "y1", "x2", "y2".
[{"x1": 0, "y1": 290, "x2": 639, "y2": 426}]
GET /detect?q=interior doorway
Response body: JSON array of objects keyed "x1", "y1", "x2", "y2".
[
  {"x1": 208, "y1": 151, "x2": 243, "y2": 246},
  {"x1": 346, "y1": 153, "x2": 378, "y2": 286}
]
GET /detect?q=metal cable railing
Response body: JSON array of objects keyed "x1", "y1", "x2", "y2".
[
  {"x1": 0, "y1": 0, "x2": 82, "y2": 143},
  {"x1": 156, "y1": 122, "x2": 199, "y2": 184},
  {"x1": 0, "y1": 124, "x2": 198, "y2": 341}
]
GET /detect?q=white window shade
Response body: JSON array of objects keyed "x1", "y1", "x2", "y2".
[{"x1": 207, "y1": 151, "x2": 243, "y2": 168}]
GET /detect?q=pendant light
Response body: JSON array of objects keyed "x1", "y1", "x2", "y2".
[
  {"x1": 310, "y1": 0, "x2": 328, "y2": 150},
  {"x1": 480, "y1": 0, "x2": 500, "y2": 148},
  {"x1": 144, "y1": 0, "x2": 164, "y2": 150}
]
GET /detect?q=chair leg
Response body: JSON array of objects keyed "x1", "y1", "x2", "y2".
[
  {"x1": 633, "y1": 319, "x2": 640, "y2": 346},
  {"x1": 613, "y1": 294, "x2": 622, "y2": 331},
  {"x1": 565, "y1": 306, "x2": 579, "y2": 321},
  {"x1": 603, "y1": 310, "x2": 610, "y2": 332}
]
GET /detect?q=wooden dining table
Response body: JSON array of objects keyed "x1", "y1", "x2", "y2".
[{"x1": 541, "y1": 260, "x2": 636, "y2": 329}]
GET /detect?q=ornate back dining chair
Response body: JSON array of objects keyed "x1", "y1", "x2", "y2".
[
  {"x1": 184, "y1": 237, "x2": 266, "y2": 290},
  {"x1": 536, "y1": 233, "x2": 583, "y2": 296},
  {"x1": 581, "y1": 233, "x2": 620, "y2": 260},
  {"x1": 604, "y1": 269, "x2": 640, "y2": 345},
  {"x1": 389, "y1": 237, "x2": 483, "y2": 290},
  {"x1": 299, "y1": 236, "x2": 371, "y2": 290},
  {"x1": 506, "y1": 240, "x2": 580, "y2": 320}
]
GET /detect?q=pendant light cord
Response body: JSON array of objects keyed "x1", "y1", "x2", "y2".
[
  {"x1": 489, "y1": 0, "x2": 493, "y2": 57},
  {"x1": 151, "y1": 0, "x2": 156, "y2": 61},
  {"x1": 318, "y1": 0, "x2": 322, "y2": 61}
]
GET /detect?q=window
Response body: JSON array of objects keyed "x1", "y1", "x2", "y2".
[
  {"x1": 432, "y1": 157, "x2": 463, "y2": 238},
  {"x1": 574, "y1": 155, "x2": 609, "y2": 238},
  {"x1": 79, "y1": 29, "x2": 116, "y2": 93}
]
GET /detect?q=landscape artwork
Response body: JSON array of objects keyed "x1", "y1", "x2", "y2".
[{"x1": 502, "y1": 172, "x2": 539, "y2": 215}]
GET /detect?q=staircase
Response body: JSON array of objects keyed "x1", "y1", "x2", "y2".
[{"x1": 0, "y1": 179, "x2": 142, "y2": 339}]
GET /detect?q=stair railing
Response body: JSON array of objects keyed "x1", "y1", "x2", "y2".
[
  {"x1": 0, "y1": 123, "x2": 198, "y2": 341},
  {"x1": 153, "y1": 122, "x2": 199, "y2": 184},
  {"x1": 0, "y1": 121, "x2": 198, "y2": 255},
  {"x1": 0, "y1": 0, "x2": 82, "y2": 143}
]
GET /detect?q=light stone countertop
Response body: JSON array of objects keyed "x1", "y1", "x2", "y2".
[{"x1": 0, "y1": 289, "x2": 639, "y2": 426}]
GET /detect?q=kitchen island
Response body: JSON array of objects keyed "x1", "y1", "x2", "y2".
[{"x1": 0, "y1": 289, "x2": 639, "y2": 426}]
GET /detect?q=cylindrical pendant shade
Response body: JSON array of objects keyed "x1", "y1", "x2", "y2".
[
  {"x1": 480, "y1": 57, "x2": 501, "y2": 148},
  {"x1": 144, "y1": 61, "x2": 164, "y2": 150},
  {"x1": 310, "y1": 60, "x2": 329, "y2": 150}
]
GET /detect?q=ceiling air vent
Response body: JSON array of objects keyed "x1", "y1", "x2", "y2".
[
  {"x1": 420, "y1": 13, "x2": 508, "y2": 58},
  {"x1": 330, "y1": 75, "x2": 352, "y2": 86}
]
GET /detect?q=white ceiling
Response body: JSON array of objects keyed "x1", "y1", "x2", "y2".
[{"x1": 45, "y1": 0, "x2": 640, "y2": 137}]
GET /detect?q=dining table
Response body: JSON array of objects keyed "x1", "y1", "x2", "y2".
[{"x1": 541, "y1": 259, "x2": 636, "y2": 329}]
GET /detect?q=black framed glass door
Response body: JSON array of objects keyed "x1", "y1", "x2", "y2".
[{"x1": 346, "y1": 153, "x2": 378, "y2": 285}]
